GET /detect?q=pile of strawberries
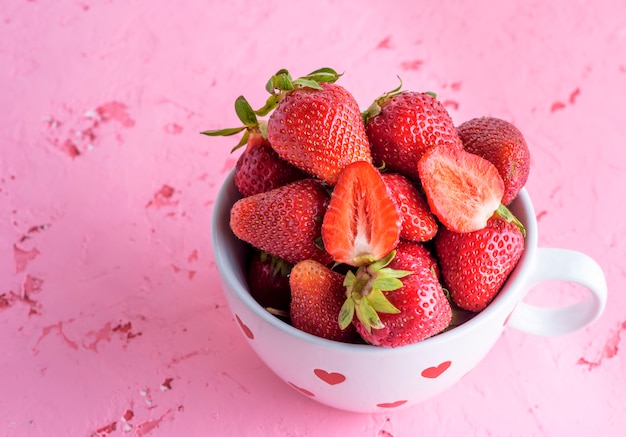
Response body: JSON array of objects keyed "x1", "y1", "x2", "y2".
[{"x1": 205, "y1": 68, "x2": 530, "y2": 348}]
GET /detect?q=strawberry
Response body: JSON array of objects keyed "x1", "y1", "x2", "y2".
[
  {"x1": 418, "y1": 145, "x2": 509, "y2": 233},
  {"x1": 434, "y1": 217, "x2": 525, "y2": 312},
  {"x1": 346, "y1": 241, "x2": 452, "y2": 347},
  {"x1": 201, "y1": 96, "x2": 306, "y2": 197},
  {"x1": 456, "y1": 117, "x2": 530, "y2": 205},
  {"x1": 321, "y1": 161, "x2": 401, "y2": 267},
  {"x1": 247, "y1": 250, "x2": 292, "y2": 313},
  {"x1": 289, "y1": 259, "x2": 358, "y2": 343},
  {"x1": 264, "y1": 69, "x2": 372, "y2": 185},
  {"x1": 364, "y1": 84, "x2": 462, "y2": 181},
  {"x1": 230, "y1": 179, "x2": 332, "y2": 265},
  {"x1": 234, "y1": 135, "x2": 307, "y2": 197},
  {"x1": 381, "y1": 172, "x2": 438, "y2": 242}
]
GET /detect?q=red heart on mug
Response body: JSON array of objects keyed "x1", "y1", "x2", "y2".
[
  {"x1": 235, "y1": 314, "x2": 254, "y2": 340},
  {"x1": 376, "y1": 400, "x2": 407, "y2": 408},
  {"x1": 288, "y1": 382, "x2": 315, "y2": 397},
  {"x1": 421, "y1": 360, "x2": 452, "y2": 378},
  {"x1": 314, "y1": 369, "x2": 346, "y2": 385}
]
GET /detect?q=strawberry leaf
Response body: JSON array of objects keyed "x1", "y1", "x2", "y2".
[
  {"x1": 268, "y1": 69, "x2": 294, "y2": 92},
  {"x1": 292, "y1": 78, "x2": 324, "y2": 90},
  {"x1": 234, "y1": 96, "x2": 258, "y2": 127},
  {"x1": 356, "y1": 298, "x2": 385, "y2": 333},
  {"x1": 494, "y1": 203, "x2": 526, "y2": 237},
  {"x1": 378, "y1": 268, "x2": 412, "y2": 279},
  {"x1": 338, "y1": 298, "x2": 356, "y2": 330},
  {"x1": 231, "y1": 130, "x2": 250, "y2": 152},
  {"x1": 200, "y1": 126, "x2": 246, "y2": 137},
  {"x1": 372, "y1": 276, "x2": 405, "y2": 291},
  {"x1": 265, "y1": 76, "x2": 275, "y2": 94},
  {"x1": 368, "y1": 250, "x2": 396, "y2": 272},
  {"x1": 303, "y1": 68, "x2": 342, "y2": 84},
  {"x1": 255, "y1": 95, "x2": 280, "y2": 117},
  {"x1": 367, "y1": 288, "x2": 400, "y2": 314},
  {"x1": 201, "y1": 95, "x2": 264, "y2": 152},
  {"x1": 362, "y1": 76, "x2": 404, "y2": 122},
  {"x1": 343, "y1": 270, "x2": 357, "y2": 288}
]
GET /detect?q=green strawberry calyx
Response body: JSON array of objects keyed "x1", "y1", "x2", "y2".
[
  {"x1": 494, "y1": 203, "x2": 526, "y2": 237},
  {"x1": 338, "y1": 250, "x2": 412, "y2": 333},
  {"x1": 201, "y1": 67, "x2": 341, "y2": 149},
  {"x1": 255, "y1": 67, "x2": 343, "y2": 117},
  {"x1": 362, "y1": 76, "x2": 404, "y2": 123},
  {"x1": 362, "y1": 76, "x2": 438, "y2": 124},
  {"x1": 200, "y1": 95, "x2": 268, "y2": 152},
  {"x1": 259, "y1": 250, "x2": 292, "y2": 279}
]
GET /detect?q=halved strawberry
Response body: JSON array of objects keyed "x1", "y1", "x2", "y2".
[
  {"x1": 456, "y1": 116, "x2": 530, "y2": 206},
  {"x1": 321, "y1": 161, "x2": 401, "y2": 266},
  {"x1": 418, "y1": 146, "x2": 506, "y2": 233}
]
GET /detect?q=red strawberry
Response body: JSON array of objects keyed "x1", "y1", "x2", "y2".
[
  {"x1": 265, "y1": 69, "x2": 372, "y2": 185},
  {"x1": 202, "y1": 96, "x2": 305, "y2": 196},
  {"x1": 230, "y1": 179, "x2": 332, "y2": 265},
  {"x1": 234, "y1": 134, "x2": 307, "y2": 197},
  {"x1": 349, "y1": 241, "x2": 452, "y2": 347},
  {"x1": 381, "y1": 173, "x2": 438, "y2": 242},
  {"x1": 435, "y1": 217, "x2": 525, "y2": 312},
  {"x1": 456, "y1": 117, "x2": 530, "y2": 205},
  {"x1": 364, "y1": 87, "x2": 462, "y2": 181},
  {"x1": 247, "y1": 250, "x2": 292, "y2": 312},
  {"x1": 418, "y1": 146, "x2": 507, "y2": 233},
  {"x1": 321, "y1": 161, "x2": 401, "y2": 267},
  {"x1": 289, "y1": 259, "x2": 358, "y2": 343}
]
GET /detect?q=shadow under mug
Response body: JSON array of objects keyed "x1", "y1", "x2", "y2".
[{"x1": 211, "y1": 171, "x2": 608, "y2": 413}]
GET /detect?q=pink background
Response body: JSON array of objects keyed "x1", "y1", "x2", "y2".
[{"x1": 1, "y1": 0, "x2": 625, "y2": 435}]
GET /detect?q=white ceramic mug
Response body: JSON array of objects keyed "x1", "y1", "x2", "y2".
[{"x1": 211, "y1": 171, "x2": 607, "y2": 413}]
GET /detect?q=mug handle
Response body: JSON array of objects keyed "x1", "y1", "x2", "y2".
[{"x1": 507, "y1": 248, "x2": 608, "y2": 336}]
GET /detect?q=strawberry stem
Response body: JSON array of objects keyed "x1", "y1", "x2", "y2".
[
  {"x1": 338, "y1": 296, "x2": 356, "y2": 330},
  {"x1": 338, "y1": 251, "x2": 411, "y2": 332},
  {"x1": 200, "y1": 126, "x2": 246, "y2": 137},
  {"x1": 305, "y1": 67, "x2": 344, "y2": 83},
  {"x1": 257, "y1": 68, "x2": 343, "y2": 117},
  {"x1": 260, "y1": 251, "x2": 292, "y2": 278},
  {"x1": 265, "y1": 307, "x2": 290, "y2": 319},
  {"x1": 200, "y1": 95, "x2": 266, "y2": 151},
  {"x1": 494, "y1": 204, "x2": 526, "y2": 237},
  {"x1": 362, "y1": 76, "x2": 404, "y2": 123},
  {"x1": 202, "y1": 67, "x2": 342, "y2": 145},
  {"x1": 234, "y1": 95, "x2": 259, "y2": 128},
  {"x1": 356, "y1": 298, "x2": 385, "y2": 333}
]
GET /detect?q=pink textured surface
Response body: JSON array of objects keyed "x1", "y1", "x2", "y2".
[{"x1": 1, "y1": 0, "x2": 624, "y2": 435}]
